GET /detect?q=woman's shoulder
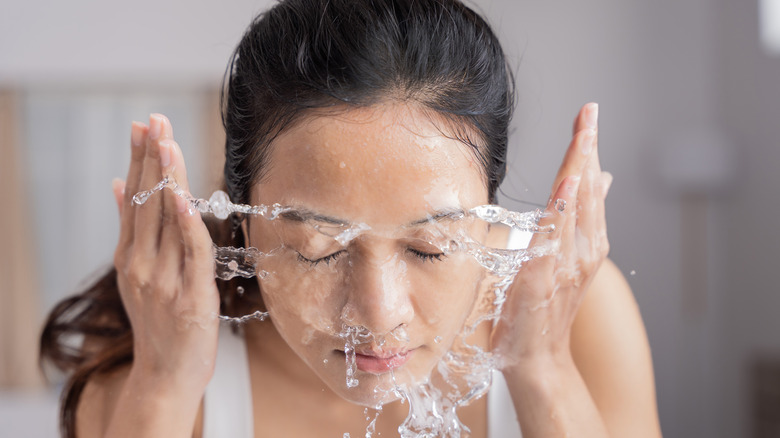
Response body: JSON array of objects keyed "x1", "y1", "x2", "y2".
[
  {"x1": 570, "y1": 258, "x2": 662, "y2": 437},
  {"x1": 76, "y1": 365, "x2": 205, "y2": 438},
  {"x1": 76, "y1": 364, "x2": 132, "y2": 437}
]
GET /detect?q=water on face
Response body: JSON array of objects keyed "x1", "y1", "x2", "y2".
[{"x1": 133, "y1": 178, "x2": 561, "y2": 437}]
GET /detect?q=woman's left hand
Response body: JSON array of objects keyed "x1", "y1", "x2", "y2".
[{"x1": 491, "y1": 102, "x2": 613, "y2": 369}]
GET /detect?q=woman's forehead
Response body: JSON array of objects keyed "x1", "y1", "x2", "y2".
[{"x1": 253, "y1": 103, "x2": 488, "y2": 227}]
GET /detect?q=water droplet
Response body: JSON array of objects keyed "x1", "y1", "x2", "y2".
[
  {"x1": 554, "y1": 198, "x2": 566, "y2": 212},
  {"x1": 209, "y1": 190, "x2": 231, "y2": 219},
  {"x1": 434, "y1": 336, "x2": 442, "y2": 344},
  {"x1": 630, "y1": 270, "x2": 636, "y2": 276},
  {"x1": 236, "y1": 286, "x2": 245, "y2": 296},
  {"x1": 339, "y1": 161, "x2": 346, "y2": 168},
  {"x1": 132, "y1": 191, "x2": 152, "y2": 205}
]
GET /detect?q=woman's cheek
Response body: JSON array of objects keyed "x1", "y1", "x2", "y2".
[
  {"x1": 413, "y1": 261, "x2": 484, "y2": 334},
  {"x1": 260, "y1": 270, "x2": 341, "y2": 337}
]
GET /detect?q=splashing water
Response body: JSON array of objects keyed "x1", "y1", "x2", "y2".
[
  {"x1": 133, "y1": 175, "x2": 291, "y2": 220},
  {"x1": 364, "y1": 406, "x2": 383, "y2": 438},
  {"x1": 133, "y1": 177, "x2": 563, "y2": 436},
  {"x1": 339, "y1": 325, "x2": 374, "y2": 388},
  {"x1": 468, "y1": 204, "x2": 552, "y2": 233},
  {"x1": 218, "y1": 310, "x2": 269, "y2": 323}
]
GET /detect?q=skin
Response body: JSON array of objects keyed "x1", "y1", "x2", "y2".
[
  {"x1": 244, "y1": 103, "x2": 491, "y2": 407},
  {"x1": 75, "y1": 103, "x2": 663, "y2": 438}
]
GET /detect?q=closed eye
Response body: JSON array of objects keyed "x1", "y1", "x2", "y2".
[
  {"x1": 407, "y1": 248, "x2": 445, "y2": 263},
  {"x1": 297, "y1": 250, "x2": 346, "y2": 266}
]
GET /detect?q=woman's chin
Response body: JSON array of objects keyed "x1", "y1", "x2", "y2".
[
  {"x1": 317, "y1": 362, "x2": 433, "y2": 407},
  {"x1": 337, "y1": 386, "x2": 402, "y2": 408},
  {"x1": 342, "y1": 371, "x2": 412, "y2": 406}
]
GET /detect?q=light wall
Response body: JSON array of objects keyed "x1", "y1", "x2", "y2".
[
  {"x1": 713, "y1": 0, "x2": 780, "y2": 436},
  {"x1": 2, "y1": 0, "x2": 775, "y2": 436}
]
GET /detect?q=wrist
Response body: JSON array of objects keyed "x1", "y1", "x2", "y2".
[
  {"x1": 104, "y1": 366, "x2": 206, "y2": 438},
  {"x1": 126, "y1": 363, "x2": 208, "y2": 407},
  {"x1": 501, "y1": 350, "x2": 578, "y2": 385},
  {"x1": 499, "y1": 350, "x2": 610, "y2": 437},
  {"x1": 130, "y1": 350, "x2": 215, "y2": 392}
]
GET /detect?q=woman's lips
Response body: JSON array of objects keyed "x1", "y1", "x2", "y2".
[{"x1": 352, "y1": 350, "x2": 412, "y2": 374}]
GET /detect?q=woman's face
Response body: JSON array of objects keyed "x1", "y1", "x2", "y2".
[{"x1": 246, "y1": 102, "x2": 490, "y2": 406}]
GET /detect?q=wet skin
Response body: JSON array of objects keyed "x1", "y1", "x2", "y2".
[{"x1": 243, "y1": 102, "x2": 492, "y2": 406}]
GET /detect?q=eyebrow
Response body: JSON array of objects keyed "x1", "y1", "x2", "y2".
[
  {"x1": 279, "y1": 209, "x2": 346, "y2": 225},
  {"x1": 279, "y1": 207, "x2": 465, "y2": 227}
]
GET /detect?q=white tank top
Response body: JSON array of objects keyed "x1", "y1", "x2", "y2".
[{"x1": 203, "y1": 229, "x2": 531, "y2": 438}]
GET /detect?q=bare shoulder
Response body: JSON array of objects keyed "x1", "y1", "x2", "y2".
[
  {"x1": 570, "y1": 258, "x2": 663, "y2": 437},
  {"x1": 76, "y1": 365, "x2": 205, "y2": 438},
  {"x1": 76, "y1": 364, "x2": 132, "y2": 437}
]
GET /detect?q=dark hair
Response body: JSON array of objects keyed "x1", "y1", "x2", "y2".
[
  {"x1": 222, "y1": 0, "x2": 513, "y2": 210},
  {"x1": 40, "y1": 1, "x2": 514, "y2": 436}
]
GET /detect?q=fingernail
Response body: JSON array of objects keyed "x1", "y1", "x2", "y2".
[
  {"x1": 111, "y1": 177, "x2": 124, "y2": 195},
  {"x1": 149, "y1": 114, "x2": 162, "y2": 140},
  {"x1": 585, "y1": 103, "x2": 598, "y2": 129},
  {"x1": 131, "y1": 122, "x2": 144, "y2": 147},
  {"x1": 159, "y1": 140, "x2": 172, "y2": 167},
  {"x1": 581, "y1": 129, "x2": 595, "y2": 155},
  {"x1": 601, "y1": 171, "x2": 614, "y2": 197}
]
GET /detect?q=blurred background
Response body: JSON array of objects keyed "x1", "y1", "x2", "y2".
[{"x1": 1, "y1": 0, "x2": 778, "y2": 436}]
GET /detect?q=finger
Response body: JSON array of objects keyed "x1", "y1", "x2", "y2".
[
  {"x1": 599, "y1": 171, "x2": 614, "y2": 200},
  {"x1": 573, "y1": 156, "x2": 600, "y2": 255},
  {"x1": 524, "y1": 175, "x2": 580, "y2": 302},
  {"x1": 178, "y1": 196, "x2": 218, "y2": 297},
  {"x1": 552, "y1": 103, "x2": 599, "y2": 195},
  {"x1": 158, "y1": 138, "x2": 189, "y2": 269},
  {"x1": 118, "y1": 122, "x2": 148, "y2": 246},
  {"x1": 571, "y1": 102, "x2": 598, "y2": 136},
  {"x1": 549, "y1": 127, "x2": 596, "y2": 197},
  {"x1": 557, "y1": 175, "x2": 581, "y2": 266},
  {"x1": 112, "y1": 178, "x2": 126, "y2": 216},
  {"x1": 533, "y1": 119, "x2": 594, "y2": 252},
  {"x1": 572, "y1": 114, "x2": 605, "y2": 255},
  {"x1": 584, "y1": 170, "x2": 612, "y2": 258},
  {"x1": 588, "y1": 104, "x2": 602, "y2": 175},
  {"x1": 167, "y1": 136, "x2": 190, "y2": 193},
  {"x1": 134, "y1": 113, "x2": 174, "y2": 255}
]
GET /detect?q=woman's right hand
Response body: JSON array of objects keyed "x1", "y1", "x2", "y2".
[{"x1": 111, "y1": 114, "x2": 220, "y2": 394}]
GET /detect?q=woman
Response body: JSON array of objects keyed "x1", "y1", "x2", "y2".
[{"x1": 40, "y1": 0, "x2": 662, "y2": 436}]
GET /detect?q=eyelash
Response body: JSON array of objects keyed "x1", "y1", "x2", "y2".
[
  {"x1": 296, "y1": 248, "x2": 445, "y2": 266},
  {"x1": 297, "y1": 250, "x2": 346, "y2": 267},
  {"x1": 407, "y1": 248, "x2": 445, "y2": 263}
]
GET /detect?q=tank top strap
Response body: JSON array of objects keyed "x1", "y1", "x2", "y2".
[
  {"x1": 488, "y1": 369, "x2": 523, "y2": 437},
  {"x1": 203, "y1": 324, "x2": 254, "y2": 438}
]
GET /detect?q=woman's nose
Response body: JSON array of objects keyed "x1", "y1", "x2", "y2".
[{"x1": 342, "y1": 252, "x2": 414, "y2": 336}]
